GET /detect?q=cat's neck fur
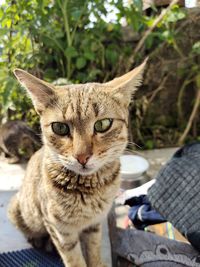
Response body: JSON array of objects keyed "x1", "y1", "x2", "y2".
[{"x1": 42, "y1": 147, "x2": 120, "y2": 194}]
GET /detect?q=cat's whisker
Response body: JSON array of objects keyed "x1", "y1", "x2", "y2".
[
  {"x1": 127, "y1": 141, "x2": 143, "y2": 150},
  {"x1": 48, "y1": 153, "x2": 60, "y2": 160},
  {"x1": 59, "y1": 159, "x2": 74, "y2": 166},
  {"x1": 58, "y1": 154, "x2": 69, "y2": 160},
  {"x1": 124, "y1": 148, "x2": 145, "y2": 157},
  {"x1": 98, "y1": 148, "x2": 123, "y2": 160},
  {"x1": 57, "y1": 155, "x2": 74, "y2": 165},
  {"x1": 108, "y1": 143, "x2": 126, "y2": 150},
  {"x1": 48, "y1": 158, "x2": 61, "y2": 163},
  {"x1": 47, "y1": 155, "x2": 63, "y2": 164},
  {"x1": 47, "y1": 159, "x2": 62, "y2": 165},
  {"x1": 49, "y1": 154, "x2": 67, "y2": 165}
]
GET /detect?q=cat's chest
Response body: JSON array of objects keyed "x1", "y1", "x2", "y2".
[{"x1": 46, "y1": 183, "x2": 118, "y2": 229}]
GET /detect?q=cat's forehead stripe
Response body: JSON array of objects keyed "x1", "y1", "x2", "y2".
[
  {"x1": 67, "y1": 86, "x2": 102, "y2": 119},
  {"x1": 57, "y1": 83, "x2": 123, "y2": 121},
  {"x1": 92, "y1": 103, "x2": 99, "y2": 117}
]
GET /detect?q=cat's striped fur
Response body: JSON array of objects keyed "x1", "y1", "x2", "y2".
[{"x1": 8, "y1": 60, "x2": 146, "y2": 267}]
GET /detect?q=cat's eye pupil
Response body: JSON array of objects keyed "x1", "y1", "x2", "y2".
[
  {"x1": 94, "y1": 119, "x2": 113, "y2": 133},
  {"x1": 95, "y1": 121, "x2": 102, "y2": 131},
  {"x1": 51, "y1": 122, "x2": 70, "y2": 136}
]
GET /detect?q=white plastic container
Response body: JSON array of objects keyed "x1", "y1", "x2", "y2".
[
  {"x1": 120, "y1": 155, "x2": 149, "y2": 179},
  {"x1": 120, "y1": 155, "x2": 149, "y2": 189}
]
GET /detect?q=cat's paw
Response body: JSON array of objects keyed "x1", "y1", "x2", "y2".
[{"x1": 28, "y1": 235, "x2": 57, "y2": 255}]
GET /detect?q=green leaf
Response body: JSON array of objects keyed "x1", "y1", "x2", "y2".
[
  {"x1": 14, "y1": 14, "x2": 20, "y2": 21},
  {"x1": 145, "y1": 18, "x2": 155, "y2": 27},
  {"x1": 91, "y1": 42, "x2": 99, "y2": 52},
  {"x1": 164, "y1": 10, "x2": 186, "y2": 23},
  {"x1": 76, "y1": 57, "x2": 86, "y2": 69},
  {"x1": 65, "y1": 46, "x2": 78, "y2": 58},
  {"x1": 84, "y1": 51, "x2": 95, "y2": 61},
  {"x1": 107, "y1": 23, "x2": 114, "y2": 32},
  {"x1": 0, "y1": 28, "x2": 8, "y2": 36},
  {"x1": 105, "y1": 49, "x2": 118, "y2": 65},
  {"x1": 196, "y1": 74, "x2": 200, "y2": 88},
  {"x1": 71, "y1": 10, "x2": 81, "y2": 20},
  {"x1": 0, "y1": 8, "x2": 4, "y2": 19},
  {"x1": 133, "y1": 0, "x2": 143, "y2": 12},
  {"x1": 6, "y1": 19, "x2": 12, "y2": 28},
  {"x1": 88, "y1": 69, "x2": 102, "y2": 80},
  {"x1": 145, "y1": 140, "x2": 154, "y2": 149},
  {"x1": 192, "y1": 41, "x2": 200, "y2": 55},
  {"x1": 145, "y1": 34, "x2": 154, "y2": 49}
]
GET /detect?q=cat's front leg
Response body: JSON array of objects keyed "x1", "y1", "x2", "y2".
[
  {"x1": 81, "y1": 223, "x2": 107, "y2": 267},
  {"x1": 45, "y1": 223, "x2": 86, "y2": 267}
]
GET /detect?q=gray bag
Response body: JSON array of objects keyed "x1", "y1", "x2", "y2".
[{"x1": 148, "y1": 142, "x2": 200, "y2": 252}]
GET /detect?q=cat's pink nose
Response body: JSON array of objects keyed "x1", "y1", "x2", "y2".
[{"x1": 76, "y1": 154, "x2": 91, "y2": 166}]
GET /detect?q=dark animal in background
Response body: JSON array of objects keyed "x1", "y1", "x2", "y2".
[{"x1": 0, "y1": 120, "x2": 41, "y2": 163}]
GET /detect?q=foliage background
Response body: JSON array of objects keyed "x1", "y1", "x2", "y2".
[{"x1": 0, "y1": 0, "x2": 200, "y2": 148}]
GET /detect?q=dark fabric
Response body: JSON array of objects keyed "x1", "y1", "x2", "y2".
[
  {"x1": 187, "y1": 232, "x2": 200, "y2": 252},
  {"x1": 0, "y1": 248, "x2": 64, "y2": 267},
  {"x1": 125, "y1": 195, "x2": 166, "y2": 230},
  {"x1": 113, "y1": 228, "x2": 200, "y2": 267},
  {"x1": 148, "y1": 142, "x2": 200, "y2": 252}
]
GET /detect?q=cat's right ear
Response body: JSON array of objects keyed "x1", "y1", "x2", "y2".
[
  {"x1": 104, "y1": 59, "x2": 147, "y2": 106},
  {"x1": 13, "y1": 69, "x2": 56, "y2": 114}
]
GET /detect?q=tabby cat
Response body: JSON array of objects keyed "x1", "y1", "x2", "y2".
[
  {"x1": 0, "y1": 120, "x2": 41, "y2": 163},
  {"x1": 8, "y1": 60, "x2": 146, "y2": 267}
]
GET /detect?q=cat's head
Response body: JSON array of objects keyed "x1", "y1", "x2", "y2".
[{"x1": 14, "y1": 60, "x2": 146, "y2": 176}]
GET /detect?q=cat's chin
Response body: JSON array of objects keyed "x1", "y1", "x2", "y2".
[
  {"x1": 64, "y1": 165, "x2": 99, "y2": 176},
  {"x1": 77, "y1": 168, "x2": 97, "y2": 176}
]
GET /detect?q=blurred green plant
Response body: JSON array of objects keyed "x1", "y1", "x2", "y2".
[
  {"x1": 0, "y1": 0, "x2": 132, "y2": 124},
  {"x1": 0, "y1": 0, "x2": 195, "y2": 147}
]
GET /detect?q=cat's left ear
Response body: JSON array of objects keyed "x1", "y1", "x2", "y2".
[
  {"x1": 104, "y1": 58, "x2": 147, "y2": 105},
  {"x1": 13, "y1": 69, "x2": 56, "y2": 114}
]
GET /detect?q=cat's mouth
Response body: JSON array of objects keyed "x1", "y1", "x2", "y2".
[
  {"x1": 76, "y1": 161, "x2": 101, "y2": 175},
  {"x1": 63, "y1": 162, "x2": 98, "y2": 176},
  {"x1": 79, "y1": 166, "x2": 94, "y2": 175},
  {"x1": 56, "y1": 154, "x2": 99, "y2": 176}
]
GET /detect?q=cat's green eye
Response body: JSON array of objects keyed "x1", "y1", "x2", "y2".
[
  {"x1": 51, "y1": 122, "x2": 70, "y2": 136},
  {"x1": 94, "y1": 119, "x2": 113, "y2": 133}
]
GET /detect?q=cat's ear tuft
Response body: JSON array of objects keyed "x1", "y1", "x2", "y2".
[
  {"x1": 13, "y1": 69, "x2": 56, "y2": 114},
  {"x1": 104, "y1": 58, "x2": 147, "y2": 105}
]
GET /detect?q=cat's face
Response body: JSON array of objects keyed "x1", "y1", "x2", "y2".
[
  {"x1": 39, "y1": 84, "x2": 129, "y2": 175},
  {"x1": 14, "y1": 61, "x2": 146, "y2": 175}
]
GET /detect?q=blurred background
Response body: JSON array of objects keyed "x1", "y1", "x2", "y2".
[{"x1": 0, "y1": 0, "x2": 200, "y2": 151}]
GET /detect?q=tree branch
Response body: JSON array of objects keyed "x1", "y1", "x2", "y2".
[
  {"x1": 178, "y1": 87, "x2": 200, "y2": 145},
  {"x1": 126, "y1": 0, "x2": 179, "y2": 71}
]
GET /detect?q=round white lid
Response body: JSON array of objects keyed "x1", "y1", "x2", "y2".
[{"x1": 120, "y1": 155, "x2": 149, "y2": 176}]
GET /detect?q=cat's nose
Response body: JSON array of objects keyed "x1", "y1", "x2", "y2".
[{"x1": 76, "y1": 153, "x2": 92, "y2": 166}]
